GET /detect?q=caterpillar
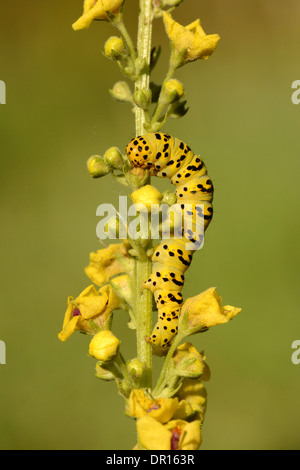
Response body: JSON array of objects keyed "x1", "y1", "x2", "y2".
[{"x1": 126, "y1": 133, "x2": 213, "y2": 353}]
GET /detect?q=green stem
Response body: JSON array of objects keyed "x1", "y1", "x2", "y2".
[
  {"x1": 135, "y1": 0, "x2": 153, "y2": 136},
  {"x1": 133, "y1": 0, "x2": 154, "y2": 390},
  {"x1": 150, "y1": 47, "x2": 183, "y2": 126},
  {"x1": 153, "y1": 332, "x2": 184, "y2": 396}
]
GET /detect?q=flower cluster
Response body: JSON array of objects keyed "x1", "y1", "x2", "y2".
[{"x1": 58, "y1": 0, "x2": 241, "y2": 451}]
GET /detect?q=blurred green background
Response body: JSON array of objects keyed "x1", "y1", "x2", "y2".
[{"x1": 1, "y1": 0, "x2": 300, "y2": 450}]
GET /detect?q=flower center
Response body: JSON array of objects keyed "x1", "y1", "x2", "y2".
[
  {"x1": 171, "y1": 426, "x2": 182, "y2": 450},
  {"x1": 72, "y1": 308, "x2": 81, "y2": 317},
  {"x1": 147, "y1": 402, "x2": 160, "y2": 413}
]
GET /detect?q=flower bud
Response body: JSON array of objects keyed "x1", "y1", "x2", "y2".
[
  {"x1": 131, "y1": 185, "x2": 163, "y2": 212},
  {"x1": 127, "y1": 358, "x2": 146, "y2": 381},
  {"x1": 126, "y1": 167, "x2": 149, "y2": 190},
  {"x1": 103, "y1": 146, "x2": 124, "y2": 170},
  {"x1": 133, "y1": 88, "x2": 152, "y2": 110},
  {"x1": 87, "y1": 155, "x2": 110, "y2": 178},
  {"x1": 104, "y1": 36, "x2": 125, "y2": 60},
  {"x1": 89, "y1": 330, "x2": 120, "y2": 362},
  {"x1": 109, "y1": 81, "x2": 133, "y2": 102},
  {"x1": 162, "y1": 79, "x2": 185, "y2": 104},
  {"x1": 161, "y1": 190, "x2": 177, "y2": 206},
  {"x1": 172, "y1": 343, "x2": 206, "y2": 379}
]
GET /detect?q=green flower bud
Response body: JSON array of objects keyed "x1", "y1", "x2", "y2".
[
  {"x1": 104, "y1": 36, "x2": 125, "y2": 60},
  {"x1": 87, "y1": 155, "x2": 110, "y2": 178},
  {"x1": 109, "y1": 81, "x2": 133, "y2": 102},
  {"x1": 162, "y1": 79, "x2": 185, "y2": 104},
  {"x1": 103, "y1": 146, "x2": 124, "y2": 170},
  {"x1": 127, "y1": 358, "x2": 146, "y2": 381},
  {"x1": 126, "y1": 167, "x2": 149, "y2": 190},
  {"x1": 133, "y1": 88, "x2": 152, "y2": 110},
  {"x1": 161, "y1": 190, "x2": 177, "y2": 206}
]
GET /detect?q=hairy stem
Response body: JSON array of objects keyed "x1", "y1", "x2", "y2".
[
  {"x1": 135, "y1": 0, "x2": 153, "y2": 136},
  {"x1": 134, "y1": 0, "x2": 153, "y2": 388}
]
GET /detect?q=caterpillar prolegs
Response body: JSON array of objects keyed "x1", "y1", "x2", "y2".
[{"x1": 126, "y1": 133, "x2": 214, "y2": 353}]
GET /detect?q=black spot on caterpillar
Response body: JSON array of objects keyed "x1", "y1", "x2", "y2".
[{"x1": 126, "y1": 133, "x2": 214, "y2": 353}]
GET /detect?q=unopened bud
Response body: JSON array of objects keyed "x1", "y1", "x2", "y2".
[
  {"x1": 126, "y1": 167, "x2": 149, "y2": 190},
  {"x1": 104, "y1": 36, "x2": 125, "y2": 60},
  {"x1": 103, "y1": 146, "x2": 124, "y2": 170},
  {"x1": 87, "y1": 155, "x2": 110, "y2": 178},
  {"x1": 131, "y1": 185, "x2": 163, "y2": 212},
  {"x1": 127, "y1": 358, "x2": 146, "y2": 381},
  {"x1": 161, "y1": 190, "x2": 177, "y2": 206},
  {"x1": 109, "y1": 81, "x2": 133, "y2": 102},
  {"x1": 162, "y1": 79, "x2": 185, "y2": 104},
  {"x1": 133, "y1": 88, "x2": 152, "y2": 110},
  {"x1": 89, "y1": 330, "x2": 120, "y2": 362}
]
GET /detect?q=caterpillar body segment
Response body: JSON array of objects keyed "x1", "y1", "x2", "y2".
[{"x1": 126, "y1": 133, "x2": 214, "y2": 353}]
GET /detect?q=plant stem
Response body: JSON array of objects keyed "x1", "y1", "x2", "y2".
[
  {"x1": 134, "y1": 0, "x2": 153, "y2": 389},
  {"x1": 135, "y1": 0, "x2": 153, "y2": 136}
]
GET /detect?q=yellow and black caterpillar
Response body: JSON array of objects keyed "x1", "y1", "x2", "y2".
[{"x1": 126, "y1": 133, "x2": 213, "y2": 352}]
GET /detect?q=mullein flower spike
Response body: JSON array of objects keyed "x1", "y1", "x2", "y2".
[{"x1": 72, "y1": 0, "x2": 124, "y2": 30}]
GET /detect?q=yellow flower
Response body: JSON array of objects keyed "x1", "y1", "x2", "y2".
[
  {"x1": 89, "y1": 330, "x2": 120, "y2": 361},
  {"x1": 127, "y1": 389, "x2": 179, "y2": 424},
  {"x1": 58, "y1": 283, "x2": 122, "y2": 342},
  {"x1": 131, "y1": 185, "x2": 163, "y2": 212},
  {"x1": 72, "y1": 0, "x2": 124, "y2": 30},
  {"x1": 137, "y1": 416, "x2": 202, "y2": 450},
  {"x1": 163, "y1": 11, "x2": 220, "y2": 63},
  {"x1": 85, "y1": 242, "x2": 131, "y2": 287},
  {"x1": 180, "y1": 287, "x2": 241, "y2": 330},
  {"x1": 58, "y1": 285, "x2": 108, "y2": 342}
]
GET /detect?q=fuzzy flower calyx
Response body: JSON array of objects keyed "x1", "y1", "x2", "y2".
[
  {"x1": 73, "y1": 0, "x2": 124, "y2": 31},
  {"x1": 172, "y1": 342, "x2": 209, "y2": 379},
  {"x1": 163, "y1": 12, "x2": 220, "y2": 64}
]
